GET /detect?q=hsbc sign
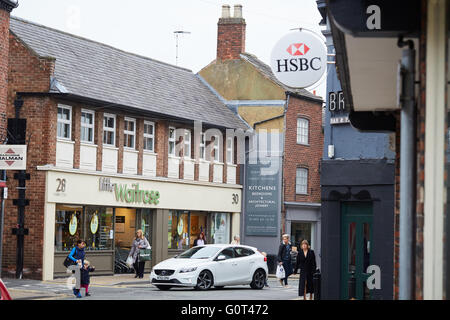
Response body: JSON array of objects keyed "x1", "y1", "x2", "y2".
[{"x1": 270, "y1": 30, "x2": 327, "y2": 88}]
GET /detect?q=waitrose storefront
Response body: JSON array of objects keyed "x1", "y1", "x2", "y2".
[{"x1": 39, "y1": 167, "x2": 242, "y2": 280}]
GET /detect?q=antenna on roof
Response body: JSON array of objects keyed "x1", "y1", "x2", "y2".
[{"x1": 173, "y1": 30, "x2": 191, "y2": 66}]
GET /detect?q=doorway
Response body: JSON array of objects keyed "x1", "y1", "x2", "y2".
[{"x1": 340, "y1": 202, "x2": 373, "y2": 300}]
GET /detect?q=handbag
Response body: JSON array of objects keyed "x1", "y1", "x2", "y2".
[
  {"x1": 138, "y1": 248, "x2": 152, "y2": 262},
  {"x1": 63, "y1": 248, "x2": 78, "y2": 268},
  {"x1": 276, "y1": 264, "x2": 286, "y2": 279}
]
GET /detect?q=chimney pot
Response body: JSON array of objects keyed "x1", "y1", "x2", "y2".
[
  {"x1": 222, "y1": 5, "x2": 231, "y2": 18},
  {"x1": 233, "y1": 4, "x2": 243, "y2": 18}
]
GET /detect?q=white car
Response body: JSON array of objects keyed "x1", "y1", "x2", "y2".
[{"x1": 150, "y1": 244, "x2": 268, "y2": 290}]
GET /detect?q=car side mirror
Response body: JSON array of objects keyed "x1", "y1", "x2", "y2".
[{"x1": 216, "y1": 255, "x2": 226, "y2": 261}]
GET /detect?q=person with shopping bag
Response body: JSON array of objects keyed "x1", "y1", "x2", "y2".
[
  {"x1": 128, "y1": 229, "x2": 151, "y2": 279},
  {"x1": 277, "y1": 234, "x2": 293, "y2": 288}
]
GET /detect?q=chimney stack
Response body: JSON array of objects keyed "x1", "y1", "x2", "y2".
[{"x1": 217, "y1": 4, "x2": 246, "y2": 61}]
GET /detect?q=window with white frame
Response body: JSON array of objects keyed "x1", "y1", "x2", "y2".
[
  {"x1": 199, "y1": 133, "x2": 206, "y2": 160},
  {"x1": 213, "y1": 135, "x2": 220, "y2": 162},
  {"x1": 297, "y1": 118, "x2": 309, "y2": 145},
  {"x1": 80, "y1": 109, "x2": 95, "y2": 143},
  {"x1": 123, "y1": 117, "x2": 136, "y2": 149},
  {"x1": 226, "y1": 137, "x2": 233, "y2": 164},
  {"x1": 296, "y1": 167, "x2": 308, "y2": 194},
  {"x1": 143, "y1": 121, "x2": 155, "y2": 152},
  {"x1": 168, "y1": 127, "x2": 176, "y2": 156},
  {"x1": 184, "y1": 129, "x2": 191, "y2": 158},
  {"x1": 57, "y1": 105, "x2": 72, "y2": 139},
  {"x1": 103, "y1": 114, "x2": 116, "y2": 146}
]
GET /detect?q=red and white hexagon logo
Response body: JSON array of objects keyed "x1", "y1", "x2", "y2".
[{"x1": 286, "y1": 43, "x2": 310, "y2": 56}]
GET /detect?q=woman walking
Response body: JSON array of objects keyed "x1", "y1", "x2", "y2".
[
  {"x1": 277, "y1": 234, "x2": 293, "y2": 288},
  {"x1": 128, "y1": 229, "x2": 150, "y2": 279},
  {"x1": 67, "y1": 240, "x2": 86, "y2": 298},
  {"x1": 294, "y1": 240, "x2": 317, "y2": 300}
]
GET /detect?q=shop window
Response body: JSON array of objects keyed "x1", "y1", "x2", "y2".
[
  {"x1": 168, "y1": 211, "x2": 190, "y2": 250},
  {"x1": 210, "y1": 213, "x2": 231, "y2": 244},
  {"x1": 57, "y1": 105, "x2": 72, "y2": 140},
  {"x1": 55, "y1": 205, "x2": 83, "y2": 251},
  {"x1": 124, "y1": 117, "x2": 136, "y2": 149},
  {"x1": 103, "y1": 114, "x2": 116, "y2": 146},
  {"x1": 54, "y1": 205, "x2": 114, "y2": 252},
  {"x1": 143, "y1": 121, "x2": 155, "y2": 152},
  {"x1": 83, "y1": 206, "x2": 114, "y2": 251},
  {"x1": 297, "y1": 118, "x2": 309, "y2": 145},
  {"x1": 81, "y1": 109, "x2": 95, "y2": 143},
  {"x1": 290, "y1": 222, "x2": 313, "y2": 250}
]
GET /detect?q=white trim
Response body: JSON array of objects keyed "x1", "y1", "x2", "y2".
[
  {"x1": 103, "y1": 113, "x2": 116, "y2": 146},
  {"x1": 295, "y1": 167, "x2": 308, "y2": 195},
  {"x1": 184, "y1": 129, "x2": 192, "y2": 159},
  {"x1": 57, "y1": 104, "x2": 72, "y2": 140},
  {"x1": 423, "y1": 0, "x2": 447, "y2": 300},
  {"x1": 80, "y1": 109, "x2": 95, "y2": 144},
  {"x1": 297, "y1": 118, "x2": 309, "y2": 145},
  {"x1": 168, "y1": 126, "x2": 176, "y2": 156},
  {"x1": 199, "y1": 132, "x2": 206, "y2": 160},
  {"x1": 226, "y1": 137, "x2": 234, "y2": 165}
]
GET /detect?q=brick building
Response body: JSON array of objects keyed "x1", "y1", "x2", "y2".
[
  {"x1": 0, "y1": 15, "x2": 247, "y2": 280},
  {"x1": 199, "y1": 5, "x2": 323, "y2": 269}
]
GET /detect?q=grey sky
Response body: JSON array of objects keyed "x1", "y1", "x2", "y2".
[{"x1": 13, "y1": 0, "x2": 325, "y2": 97}]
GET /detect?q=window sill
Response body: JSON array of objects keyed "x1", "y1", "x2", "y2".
[
  {"x1": 143, "y1": 151, "x2": 158, "y2": 156},
  {"x1": 80, "y1": 142, "x2": 97, "y2": 147},
  {"x1": 123, "y1": 148, "x2": 139, "y2": 153},
  {"x1": 296, "y1": 143, "x2": 310, "y2": 147},
  {"x1": 103, "y1": 145, "x2": 118, "y2": 150},
  {"x1": 57, "y1": 138, "x2": 74, "y2": 144}
]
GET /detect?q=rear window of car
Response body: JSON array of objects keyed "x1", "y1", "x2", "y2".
[{"x1": 234, "y1": 247, "x2": 255, "y2": 257}]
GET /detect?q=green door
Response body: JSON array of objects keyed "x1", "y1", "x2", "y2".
[{"x1": 340, "y1": 202, "x2": 373, "y2": 300}]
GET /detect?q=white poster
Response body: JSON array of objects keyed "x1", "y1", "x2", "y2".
[{"x1": 0, "y1": 145, "x2": 27, "y2": 170}]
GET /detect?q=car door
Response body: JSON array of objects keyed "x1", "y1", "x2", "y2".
[
  {"x1": 233, "y1": 247, "x2": 256, "y2": 284},
  {"x1": 213, "y1": 247, "x2": 239, "y2": 285}
]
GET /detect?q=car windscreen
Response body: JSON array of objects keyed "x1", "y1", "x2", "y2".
[{"x1": 176, "y1": 246, "x2": 221, "y2": 259}]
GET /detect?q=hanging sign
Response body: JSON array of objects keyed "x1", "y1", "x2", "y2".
[
  {"x1": 0, "y1": 145, "x2": 27, "y2": 170},
  {"x1": 270, "y1": 30, "x2": 327, "y2": 88},
  {"x1": 177, "y1": 218, "x2": 184, "y2": 236},
  {"x1": 90, "y1": 212, "x2": 99, "y2": 234},
  {"x1": 69, "y1": 214, "x2": 78, "y2": 236}
]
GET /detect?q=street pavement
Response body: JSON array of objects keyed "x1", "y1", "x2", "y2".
[{"x1": 2, "y1": 275, "x2": 308, "y2": 300}]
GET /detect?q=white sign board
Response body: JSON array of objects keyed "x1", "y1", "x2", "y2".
[
  {"x1": 0, "y1": 145, "x2": 27, "y2": 170},
  {"x1": 270, "y1": 30, "x2": 327, "y2": 88}
]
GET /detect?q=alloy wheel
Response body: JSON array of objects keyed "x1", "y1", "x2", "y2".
[{"x1": 196, "y1": 270, "x2": 213, "y2": 290}]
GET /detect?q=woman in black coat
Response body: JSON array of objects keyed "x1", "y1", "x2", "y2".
[
  {"x1": 277, "y1": 234, "x2": 293, "y2": 287},
  {"x1": 294, "y1": 240, "x2": 317, "y2": 299}
]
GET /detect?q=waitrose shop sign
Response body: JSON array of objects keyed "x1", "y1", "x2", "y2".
[{"x1": 99, "y1": 177, "x2": 160, "y2": 205}]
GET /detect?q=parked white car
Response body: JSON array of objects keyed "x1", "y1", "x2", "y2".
[{"x1": 150, "y1": 244, "x2": 268, "y2": 290}]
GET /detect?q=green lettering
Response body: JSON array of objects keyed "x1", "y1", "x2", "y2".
[
  {"x1": 143, "y1": 190, "x2": 150, "y2": 204},
  {"x1": 114, "y1": 184, "x2": 126, "y2": 201},
  {"x1": 153, "y1": 191, "x2": 160, "y2": 205},
  {"x1": 125, "y1": 187, "x2": 134, "y2": 203}
]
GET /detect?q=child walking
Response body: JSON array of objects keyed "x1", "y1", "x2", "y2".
[{"x1": 80, "y1": 260, "x2": 95, "y2": 297}]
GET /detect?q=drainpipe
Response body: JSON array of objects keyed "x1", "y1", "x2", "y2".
[{"x1": 398, "y1": 37, "x2": 416, "y2": 300}]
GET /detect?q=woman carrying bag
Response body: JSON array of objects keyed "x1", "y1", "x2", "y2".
[{"x1": 128, "y1": 229, "x2": 151, "y2": 279}]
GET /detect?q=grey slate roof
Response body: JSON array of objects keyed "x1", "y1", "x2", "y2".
[
  {"x1": 240, "y1": 53, "x2": 323, "y2": 103},
  {"x1": 9, "y1": 17, "x2": 248, "y2": 130}
]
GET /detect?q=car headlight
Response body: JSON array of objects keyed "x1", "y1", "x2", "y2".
[{"x1": 179, "y1": 267, "x2": 197, "y2": 273}]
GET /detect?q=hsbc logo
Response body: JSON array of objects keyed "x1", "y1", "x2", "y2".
[
  {"x1": 271, "y1": 30, "x2": 327, "y2": 88},
  {"x1": 286, "y1": 43, "x2": 310, "y2": 56}
]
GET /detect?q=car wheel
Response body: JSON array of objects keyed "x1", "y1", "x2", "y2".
[
  {"x1": 156, "y1": 285, "x2": 172, "y2": 291},
  {"x1": 196, "y1": 270, "x2": 213, "y2": 290},
  {"x1": 250, "y1": 269, "x2": 266, "y2": 289}
]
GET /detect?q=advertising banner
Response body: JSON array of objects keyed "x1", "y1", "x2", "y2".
[{"x1": 0, "y1": 145, "x2": 27, "y2": 170}]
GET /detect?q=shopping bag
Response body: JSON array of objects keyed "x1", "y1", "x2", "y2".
[
  {"x1": 276, "y1": 265, "x2": 285, "y2": 279},
  {"x1": 139, "y1": 248, "x2": 152, "y2": 261},
  {"x1": 126, "y1": 256, "x2": 134, "y2": 267}
]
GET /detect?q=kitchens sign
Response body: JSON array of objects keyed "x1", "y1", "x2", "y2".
[
  {"x1": 0, "y1": 145, "x2": 27, "y2": 170},
  {"x1": 270, "y1": 30, "x2": 327, "y2": 89}
]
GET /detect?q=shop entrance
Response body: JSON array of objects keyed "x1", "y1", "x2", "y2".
[
  {"x1": 114, "y1": 208, "x2": 152, "y2": 274},
  {"x1": 340, "y1": 202, "x2": 373, "y2": 300}
]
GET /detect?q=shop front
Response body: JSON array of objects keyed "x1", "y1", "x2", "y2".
[{"x1": 40, "y1": 168, "x2": 242, "y2": 280}]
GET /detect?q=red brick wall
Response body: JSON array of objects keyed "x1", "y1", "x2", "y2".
[
  {"x1": 282, "y1": 95, "x2": 323, "y2": 232},
  {"x1": 0, "y1": 9, "x2": 10, "y2": 141},
  {"x1": 217, "y1": 18, "x2": 246, "y2": 61}
]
